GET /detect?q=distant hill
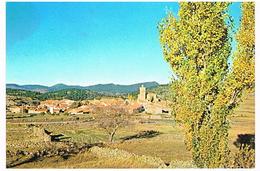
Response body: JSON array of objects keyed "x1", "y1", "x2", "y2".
[
  {"x1": 6, "y1": 84, "x2": 49, "y2": 93},
  {"x1": 6, "y1": 81, "x2": 160, "y2": 94},
  {"x1": 38, "y1": 89, "x2": 112, "y2": 101},
  {"x1": 86, "y1": 82, "x2": 159, "y2": 94},
  {"x1": 147, "y1": 84, "x2": 172, "y2": 100},
  {"x1": 6, "y1": 88, "x2": 41, "y2": 100},
  {"x1": 6, "y1": 88, "x2": 114, "y2": 101}
]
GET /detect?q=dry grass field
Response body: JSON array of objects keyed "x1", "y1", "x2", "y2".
[
  {"x1": 229, "y1": 93, "x2": 255, "y2": 153},
  {"x1": 6, "y1": 93, "x2": 254, "y2": 168}
]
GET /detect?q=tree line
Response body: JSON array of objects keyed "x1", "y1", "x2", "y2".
[{"x1": 6, "y1": 88, "x2": 117, "y2": 101}]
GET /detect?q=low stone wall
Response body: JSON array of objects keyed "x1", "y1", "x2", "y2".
[{"x1": 90, "y1": 146, "x2": 166, "y2": 168}]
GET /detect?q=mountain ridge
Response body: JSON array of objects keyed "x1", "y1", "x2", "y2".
[{"x1": 6, "y1": 81, "x2": 160, "y2": 94}]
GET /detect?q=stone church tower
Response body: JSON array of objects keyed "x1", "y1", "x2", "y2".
[{"x1": 138, "y1": 85, "x2": 146, "y2": 102}]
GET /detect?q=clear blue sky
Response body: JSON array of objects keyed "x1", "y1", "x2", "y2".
[{"x1": 6, "y1": 2, "x2": 241, "y2": 86}]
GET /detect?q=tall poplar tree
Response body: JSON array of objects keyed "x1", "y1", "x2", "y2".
[{"x1": 158, "y1": 2, "x2": 254, "y2": 168}]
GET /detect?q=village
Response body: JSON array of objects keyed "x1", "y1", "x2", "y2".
[
  {"x1": 6, "y1": 85, "x2": 179, "y2": 168},
  {"x1": 7, "y1": 85, "x2": 171, "y2": 118}
]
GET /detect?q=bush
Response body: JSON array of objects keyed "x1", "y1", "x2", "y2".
[
  {"x1": 166, "y1": 160, "x2": 196, "y2": 168},
  {"x1": 230, "y1": 145, "x2": 255, "y2": 168}
]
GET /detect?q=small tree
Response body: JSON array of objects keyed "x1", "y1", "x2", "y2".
[
  {"x1": 93, "y1": 105, "x2": 131, "y2": 142},
  {"x1": 70, "y1": 101, "x2": 82, "y2": 108},
  {"x1": 127, "y1": 94, "x2": 134, "y2": 101}
]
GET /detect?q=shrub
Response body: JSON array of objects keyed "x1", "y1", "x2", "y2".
[{"x1": 230, "y1": 145, "x2": 255, "y2": 168}]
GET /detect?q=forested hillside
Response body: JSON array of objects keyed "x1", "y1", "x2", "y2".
[{"x1": 6, "y1": 88, "x2": 115, "y2": 101}]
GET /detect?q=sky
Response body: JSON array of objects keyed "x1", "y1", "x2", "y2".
[{"x1": 6, "y1": 2, "x2": 241, "y2": 86}]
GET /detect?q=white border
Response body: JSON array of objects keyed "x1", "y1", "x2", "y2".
[
  {"x1": 0, "y1": 0, "x2": 6, "y2": 171},
  {"x1": 1, "y1": 0, "x2": 259, "y2": 171},
  {"x1": 254, "y1": 0, "x2": 259, "y2": 170}
]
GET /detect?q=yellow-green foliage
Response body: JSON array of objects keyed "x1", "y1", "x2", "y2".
[
  {"x1": 158, "y1": 2, "x2": 254, "y2": 168},
  {"x1": 231, "y1": 2, "x2": 255, "y2": 92},
  {"x1": 231, "y1": 145, "x2": 255, "y2": 168},
  {"x1": 127, "y1": 94, "x2": 135, "y2": 101}
]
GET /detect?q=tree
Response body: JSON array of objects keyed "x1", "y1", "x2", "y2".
[
  {"x1": 93, "y1": 105, "x2": 131, "y2": 142},
  {"x1": 230, "y1": 2, "x2": 255, "y2": 95},
  {"x1": 70, "y1": 101, "x2": 82, "y2": 108},
  {"x1": 158, "y1": 2, "x2": 254, "y2": 168},
  {"x1": 127, "y1": 94, "x2": 134, "y2": 101},
  {"x1": 229, "y1": 2, "x2": 255, "y2": 168}
]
